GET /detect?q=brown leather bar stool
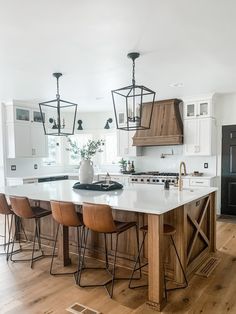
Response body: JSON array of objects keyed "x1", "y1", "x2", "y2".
[
  {"x1": 129, "y1": 224, "x2": 188, "y2": 299},
  {"x1": 77, "y1": 202, "x2": 140, "y2": 298},
  {"x1": 50, "y1": 200, "x2": 84, "y2": 280},
  {"x1": 0, "y1": 193, "x2": 14, "y2": 259},
  {"x1": 9, "y1": 196, "x2": 51, "y2": 268}
]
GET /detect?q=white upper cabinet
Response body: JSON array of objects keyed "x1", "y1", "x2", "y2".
[
  {"x1": 184, "y1": 99, "x2": 213, "y2": 119},
  {"x1": 183, "y1": 97, "x2": 216, "y2": 156},
  {"x1": 30, "y1": 125, "x2": 48, "y2": 157},
  {"x1": 5, "y1": 104, "x2": 48, "y2": 158},
  {"x1": 183, "y1": 117, "x2": 216, "y2": 156},
  {"x1": 117, "y1": 130, "x2": 142, "y2": 157}
]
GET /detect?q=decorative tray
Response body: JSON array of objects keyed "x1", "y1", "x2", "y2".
[{"x1": 73, "y1": 180, "x2": 123, "y2": 191}]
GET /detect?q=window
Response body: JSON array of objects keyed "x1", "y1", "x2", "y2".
[
  {"x1": 67, "y1": 133, "x2": 93, "y2": 165},
  {"x1": 43, "y1": 136, "x2": 62, "y2": 165},
  {"x1": 100, "y1": 132, "x2": 118, "y2": 164}
]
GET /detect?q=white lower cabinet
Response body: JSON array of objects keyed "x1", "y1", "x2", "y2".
[
  {"x1": 182, "y1": 177, "x2": 216, "y2": 188},
  {"x1": 183, "y1": 117, "x2": 216, "y2": 156},
  {"x1": 117, "y1": 130, "x2": 142, "y2": 157},
  {"x1": 6, "y1": 178, "x2": 38, "y2": 186},
  {"x1": 6, "y1": 123, "x2": 48, "y2": 158}
]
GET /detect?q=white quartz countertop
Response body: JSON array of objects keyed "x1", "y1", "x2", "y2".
[{"x1": 1, "y1": 180, "x2": 217, "y2": 215}]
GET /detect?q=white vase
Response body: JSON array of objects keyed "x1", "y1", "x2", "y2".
[{"x1": 79, "y1": 159, "x2": 94, "y2": 184}]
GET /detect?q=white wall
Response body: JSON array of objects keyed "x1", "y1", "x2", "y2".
[{"x1": 134, "y1": 145, "x2": 216, "y2": 175}]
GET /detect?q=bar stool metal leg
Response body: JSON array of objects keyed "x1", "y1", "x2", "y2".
[
  {"x1": 6, "y1": 214, "x2": 14, "y2": 260},
  {"x1": 0, "y1": 214, "x2": 14, "y2": 260},
  {"x1": 77, "y1": 224, "x2": 141, "y2": 298},
  {"x1": 77, "y1": 228, "x2": 115, "y2": 297},
  {"x1": 30, "y1": 218, "x2": 39, "y2": 268},
  {"x1": 50, "y1": 223, "x2": 83, "y2": 278},
  {"x1": 10, "y1": 217, "x2": 52, "y2": 267},
  {"x1": 129, "y1": 225, "x2": 188, "y2": 299},
  {"x1": 0, "y1": 215, "x2": 11, "y2": 256},
  {"x1": 109, "y1": 233, "x2": 118, "y2": 298},
  {"x1": 129, "y1": 231, "x2": 148, "y2": 289},
  {"x1": 165, "y1": 235, "x2": 188, "y2": 292}
]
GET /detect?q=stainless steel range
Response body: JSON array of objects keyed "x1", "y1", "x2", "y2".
[{"x1": 129, "y1": 172, "x2": 179, "y2": 185}]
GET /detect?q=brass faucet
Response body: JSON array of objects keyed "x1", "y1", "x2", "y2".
[{"x1": 178, "y1": 161, "x2": 187, "y2": 191}]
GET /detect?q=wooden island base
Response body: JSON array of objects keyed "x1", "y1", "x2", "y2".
[{"x1": 21, "y1": 192, "x2": 216, "y2": 311}]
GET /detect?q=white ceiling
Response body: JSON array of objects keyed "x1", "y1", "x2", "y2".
[{"x1": 1, "y1": 0, "x2": 236, "y2": 111}]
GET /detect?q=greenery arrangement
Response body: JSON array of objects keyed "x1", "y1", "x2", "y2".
[
  {"x1": 118, "y1": 158, "x2": 127, "y2": 172},
  {"x1": 67, "y1": 138, "x2": 105, "y2": 160}
]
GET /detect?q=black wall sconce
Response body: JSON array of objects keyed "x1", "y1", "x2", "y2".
[
  {"x1": 104, "y1": 118, "x2": 113, "y2": 129},
  {"x1": 77, "y1": 119, "x2": 83, "y2": 130}
]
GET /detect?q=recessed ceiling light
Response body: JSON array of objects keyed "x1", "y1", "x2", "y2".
[
  {"x1": 95, "y1": 96, "x2": 104, "y2": 100},
  {"x1": 169, "y1": 82, "x2": 184, "y2": 88}
]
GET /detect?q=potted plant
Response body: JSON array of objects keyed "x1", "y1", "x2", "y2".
[
  {"x1": 118, "y1": 158, "x2": 127, "y2": 173},
  {"x1": 67, "y1": 138, "x2": 105, "y2": 184}
]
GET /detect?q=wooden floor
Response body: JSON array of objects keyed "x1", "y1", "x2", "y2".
[{"x1": 1, "y1": 218, "x2": 236, "y2": 314}]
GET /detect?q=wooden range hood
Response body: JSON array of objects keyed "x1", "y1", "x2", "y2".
[{"x1": 133, "y1": 98, "x2": 183, "y2": 146}]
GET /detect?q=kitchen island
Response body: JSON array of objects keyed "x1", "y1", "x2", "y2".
[{"x1": 1, "y1": 180, "x2": 217, "y2": 311}]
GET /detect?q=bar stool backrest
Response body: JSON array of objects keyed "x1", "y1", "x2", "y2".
[
  {"x1": 50, "y1": 200, "x2": 82, "y2": 227},
  {"x1": 82, "y1": 202, "x2": 116, "y2": 233},
  {"x1": 0, "y1": 193, "x2": 12, "y2": 215},
  {"x1": 9, "y1": 196, "x2": 34, "y2": 218}
]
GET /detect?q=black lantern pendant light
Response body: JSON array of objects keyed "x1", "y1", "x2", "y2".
[
  {"x1": 39, "y1": 73, "x2": 78, "y2": 136},
  {"x1": 111, "y1": 52, "x2": 155, "y2": 131}
]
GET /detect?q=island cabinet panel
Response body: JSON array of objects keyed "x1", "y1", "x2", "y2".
[
  {"x1": 185, "y1": 194, "x2": 215, "y2": 276},
  {"x1": 20, "y1": 192, "x2": 216, "y2": 285}
]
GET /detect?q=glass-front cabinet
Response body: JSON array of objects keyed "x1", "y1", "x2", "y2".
[
  {"x1": 33, "y1": 110, "x2": 45, "y2": 123},
  {"x1": 15, "y1": 108, "x2": 30, "y2": 122},
  {"x1": 5, "y1": 104, "x2": 48, "y2": 158},
  {"x1": 184, "y1": 99, "x2": 212, "y2": 119},
  {"x1": 15, "y1": 107, "x2": 45, "y2": 123},
  {"x1": 185, "y1": 103, "x2": 195, "y2": 118}
]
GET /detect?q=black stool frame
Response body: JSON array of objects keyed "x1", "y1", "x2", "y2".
[
  {"x1": 10, "y1": 216, "x2": 52, "y2": 268},
  {"x1": 76, "y1": 224, "x2": 141, "y2": 298},
  {"x1": 50, "y1": 223, "x2": 84, "y2": 280},
  {"x1": 129, "y1": 229, "x2": 188, "y2": 300},
  {"x1": 0, "y1": 213, "x2": 13, "y2": 259}
]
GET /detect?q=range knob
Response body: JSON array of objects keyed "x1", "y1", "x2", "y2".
[
  {"x1": 152, "y1": 179, "x2": 156, "y2": 182},
  {"x1": 172, "y1": 180, "x2": 175, "y2": 183},
  {"x1": 162, "y1": 179, "x2": 165, "y2": 182},
  {"x1": 135, "y1": 179, "x2": 138, "y2": 182},
  {"x1": 156, "y1": 179, "x2": 159, "y2": 182},
  {"x1": 132, "y1": 178, "x2": 135, "y2": 182},
  {"x1": 141, "y1": 179, "x2": 144, "y2": 182},
  {"x1": 147, "y1": 179, "x2": 150, "y2": 182}
]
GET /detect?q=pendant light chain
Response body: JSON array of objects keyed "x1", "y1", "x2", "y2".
[
  {"x1": 132, "y1": 59, "x2": 136, "y2": 86},
  {"x1": 56, "y1": 76, "x2": 60, "y2": 100}
]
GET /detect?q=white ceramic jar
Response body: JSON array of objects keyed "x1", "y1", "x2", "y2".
[{"x1": 79, "y1": 159, "x2": 94, "y2": 184}]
